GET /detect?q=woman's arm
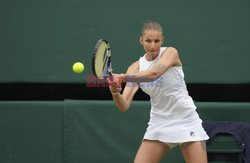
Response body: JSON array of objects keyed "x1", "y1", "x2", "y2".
[
  {"x1": 125, "y1": 47, "x2": 181, "y2": 82},
  {"x1": 109, "y1": 61, "x2": 140, "y2": 112}
]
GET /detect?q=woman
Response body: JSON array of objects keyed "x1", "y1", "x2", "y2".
[{"x1": 108, "y1": 20, "x2": 209, "y2": 163}]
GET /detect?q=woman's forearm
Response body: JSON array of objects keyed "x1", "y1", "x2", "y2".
[
  {"x1": 112, "y1": 93, "x2": 130, "y2": 112},
  {"x1": 125, "y1": 70, "x2": 159, "y2": 83}
]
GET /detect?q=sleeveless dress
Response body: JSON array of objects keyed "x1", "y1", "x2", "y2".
[{"x1": 139, "y1": 47, "x2": 209, "y2": 143}]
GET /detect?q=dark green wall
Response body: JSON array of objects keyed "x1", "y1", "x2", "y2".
[
  {"x1": 1, "y1": 100, "x2": 250, "y2": 163},
  {"x1": 0, "y1": 101, "x2": 64, "y2": 163},
  {"x1": 0, "y1": 0, "x2": 250, "y2": 83}
]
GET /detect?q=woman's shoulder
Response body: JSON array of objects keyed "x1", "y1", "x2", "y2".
[
  {"x1": 161, "y1": 46, "x2": 179, "y2": 58},
  {"x1": 126, "y1": 60, "x2": 139, "y2": 74},
  {"x1": 161, "y1": 46, "x2": 182, "y2": 67},
  {"x1": 162, "y1": 46, "x2": 178, "y2": 53}
]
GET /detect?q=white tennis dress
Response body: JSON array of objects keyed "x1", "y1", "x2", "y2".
[{"x1": 139, "y1": 47, "x2": 209, "y2": 143}]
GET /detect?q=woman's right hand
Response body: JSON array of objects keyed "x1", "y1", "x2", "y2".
[{"x1": 107, "y1": 74, "x2": 124, "y2": 95}]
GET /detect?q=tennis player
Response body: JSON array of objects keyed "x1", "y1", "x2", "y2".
[{"x1": 108, "y1": 20, "x2": 209, "y2": 163}]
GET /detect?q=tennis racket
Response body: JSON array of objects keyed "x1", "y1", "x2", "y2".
[{"x1": 92, "y1": 39, "x2": 113, "y2": 80}]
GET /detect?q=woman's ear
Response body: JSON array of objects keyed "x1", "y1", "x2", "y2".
[{"x1": 139, "y1": 36, "x2": 143, "y2": 45}]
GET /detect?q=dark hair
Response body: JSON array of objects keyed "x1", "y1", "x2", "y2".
[{"x1": 141, "y1": 20, "x2": 163, "y2": 36}]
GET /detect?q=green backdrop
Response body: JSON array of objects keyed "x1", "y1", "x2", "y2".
[{"x1": 0, "y1": 0, "x2": 250, "y2": 83}]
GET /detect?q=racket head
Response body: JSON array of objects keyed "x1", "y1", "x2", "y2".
[{"x1": 92, "y1": 39, "x2": 112, "y2": 79}]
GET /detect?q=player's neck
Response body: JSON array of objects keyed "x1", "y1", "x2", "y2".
[{"x1": 145, "y1": 54, "x2": 158, "y2": 61}]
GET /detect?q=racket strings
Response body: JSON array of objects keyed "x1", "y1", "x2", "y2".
[{"x1": 93, "y1": 39, "x2": 112, "y2": 78}]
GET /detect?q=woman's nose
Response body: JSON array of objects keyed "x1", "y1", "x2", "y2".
[{"x1": 150, "y1": 42, "x2": 155, "y2": 48}]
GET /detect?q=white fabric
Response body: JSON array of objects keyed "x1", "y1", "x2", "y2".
[{"x1": 139, "y1": 47, "x2": 209, "y2": 143}]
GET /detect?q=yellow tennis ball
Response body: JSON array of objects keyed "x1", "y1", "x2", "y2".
[{"x1": 72, "y1": 62, "x2": 84, "y2": 74}]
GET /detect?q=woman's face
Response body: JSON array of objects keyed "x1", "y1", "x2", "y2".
[{"x1": 140, "y1": 29, "x2": 164, "y2": 59}]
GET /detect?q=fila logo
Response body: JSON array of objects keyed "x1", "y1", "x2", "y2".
[{"x1": 190, "y1": 131, "x2": 195, "y2": 137}]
